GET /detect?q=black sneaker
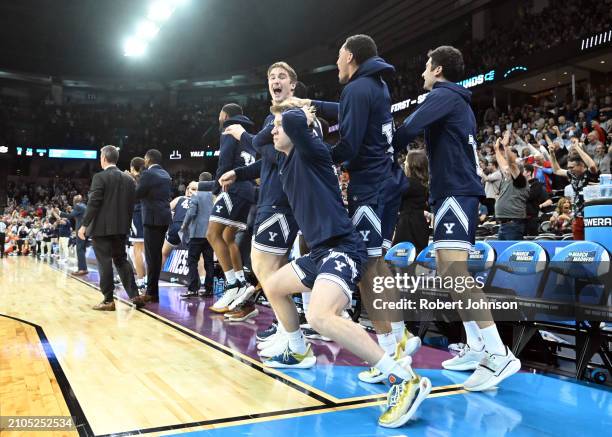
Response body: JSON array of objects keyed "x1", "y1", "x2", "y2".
[
  {"x1": 256, "y1": 322, "x2": 277, "y2": 342},
  {"x1": 301, "y1": 324, "x2": 331, "y2": 341},
  {"x1": 180, "y1": 290, "x2": 199, "y2": 299},
  {"x1": 198, "y1": 287, "x2": 213, "y2": 297}
]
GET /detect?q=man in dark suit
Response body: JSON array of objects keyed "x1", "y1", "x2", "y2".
[
  {"x1": 78, "y1": 145, "x2": 142, "y2": 311},
  {"x1": 180, "y1": 172, "x2": 215, "y2": 298},
  {"x1": 135, "y1": 149, "x2": 172, "y2": 303},
  {"x1": 61, "y1": 194, "x2": 88, "y2": 275}
]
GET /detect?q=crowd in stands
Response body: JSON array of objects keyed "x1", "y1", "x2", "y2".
[
  {"x1": 390, "y1": 84, "x2": 611, "y2": 242},
  {"x1": 312, "y1": 0, "x2": 612, "y2": 105},
  {"x1": 462, "y1": 0, "x2": 612, "y2": 76},
  {"x1": 471, "y1": 87, "x2": 612, "y2": 240},
  {"x1": 0, "y1": 94, "x2": 272, "y2": 158}
]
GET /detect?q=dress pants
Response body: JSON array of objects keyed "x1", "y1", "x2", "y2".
[
  {"x1": 92, "y1": 235, "x2": 138, "y2": 303},
  {"x1": 186, "y1": 237, "x2": 214, "y2": 292},
  {"x1": 144, "y1": 224, "x2": 168, "y2": 298},
  {"x1": 76, "y1": 237, "x2": 88, "y2": 271}
]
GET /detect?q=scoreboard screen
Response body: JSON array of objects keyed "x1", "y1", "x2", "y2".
[{"x1": 48, "y1": 149, "x2": 98, "y2": 159}]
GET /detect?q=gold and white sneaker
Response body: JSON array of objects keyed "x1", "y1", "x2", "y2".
[{"x1": 378, "y1": 358, "x2": 432, "y2": 428}]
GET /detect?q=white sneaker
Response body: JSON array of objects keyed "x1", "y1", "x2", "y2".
[
  {"x1": 442, "y1": 344, "x2": 487, "y2": 371},
  {"x1": 228, "y1": 285, "x2": 255, "y2": 311},
  {"x1": 210, "y1": 281, "x2": 242, "y2": 313},
  {"x1": 463, "y1": 347, "x2": 521, "y2": 391},
  {"x1": 258, "y1": 333, "x2": 290, "y2": 358},
  {"x1": 257, "y1": 330, "x2": 284, "y2": 350},
  {"x1": 262, "y1": 344, "x2": 316, "y2": 369},
  {"x1": 448, "y1": 342, "x2": 467, "y2": 355}
]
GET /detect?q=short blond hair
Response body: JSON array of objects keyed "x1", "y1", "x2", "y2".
[
  {"x1": 270, "y1": 101, "x2": 312, "y2": 115},
  {"x1": 267, "y1": 62, "x2": 297, "y2": 83}
]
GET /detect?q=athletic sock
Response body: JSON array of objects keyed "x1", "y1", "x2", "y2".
[
  {"x1": 391, "y1": 321, "x2": 406, "y2": 343},
  {"x1": 224, "y1": 269, "x2": 236, "y2": 284},
  {"x1": 276, "y1": 319, "x2": 286, "y2": 334},
  {"x1": 480, "y1": 324, "x2": 506, "y2": 355},
  {"x1": 375, "y1": 354, "x2": 413, "y2": 381},
  {"x1": 286, "y1": 329, "x2": 307, "y2": 354},
  {"x1": 376, "y1": 332, "x2": 398, "y2": 356},
  {"x1": 463, "y1": 321, "x2": 485, "y2": 351},
  {"x1": 301, "y1": 292, "x2": 310, "y2": 312},
  {"x1": 200, "y1": 276, "x2": 206, "y2": 285},
  {"x1": 235, "y1": 269, "x2": 245, "y2": 283}
]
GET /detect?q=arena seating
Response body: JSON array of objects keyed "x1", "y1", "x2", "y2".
[{"x1": 385, "y1": 239, "x2": 612, "y2": 380}]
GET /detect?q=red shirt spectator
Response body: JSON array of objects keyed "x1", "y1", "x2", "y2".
[
  {"x1": 526, "y1": 155, "x2": 553, "y2": 192},
  {"x1": 592, "y1": 121, "x2": 606, "y2": 143}
]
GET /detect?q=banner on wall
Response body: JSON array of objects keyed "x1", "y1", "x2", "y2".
[{"x1": 86, "y1": 244, "x2": 192, "y2": 285}]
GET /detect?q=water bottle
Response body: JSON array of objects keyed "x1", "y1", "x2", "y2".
[
  {"x1": 216, "y1": 278, "x2": 225, "y2": 296},
  {"x1": 213, "y1": 277, "x2": 223, "y2": 295},
  {"x1": 599, "y1": 174, "x2": 611, "y2": 198}
]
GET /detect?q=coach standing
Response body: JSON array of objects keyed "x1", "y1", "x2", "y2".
[
  {"x1": 78, "y1": 145, "x2": 142, "y2": 311},
  {"x1": 135, "y1": 149, "x2": 172, "y2": 303}
]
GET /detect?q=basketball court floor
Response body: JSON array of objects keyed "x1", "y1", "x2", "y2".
[{"x1": 1, "y1": 256, "x2": 610, "y2": 436}]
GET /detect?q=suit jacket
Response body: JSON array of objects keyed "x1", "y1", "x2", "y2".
[
  {"x1": 135, "y1": 164, "x2": 172, "y2": 226},
  {"x1": 182, "y1": 191, "x2": 214, "y2": 240},
  {"x1": 60, "y1": 202, "x2": 86, "y2": 230},
  {"x1": 82, "y1": 166, "x2": 136, "y2": 237}
]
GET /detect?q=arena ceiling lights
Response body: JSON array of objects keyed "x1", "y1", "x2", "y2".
[{"x1": 123, "y1": 0, "x2": 189, "y2": 57}]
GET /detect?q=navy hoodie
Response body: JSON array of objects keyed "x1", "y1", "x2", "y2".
[
  {"x1": 235, "y1": 114, "x2": 292, "y2": 213},
  {"x1": 216, "y1": 115, "x2": 257, "y2": 201},
  {"x1": 393, "y1": 81, "x2": 485, "y2": 203},
  {"x1": 277, "y1": 109, "x2": 357, "y2": 249},
  {"x1": 236, "y1": 114, "x2": 325, "y2": 214},
  {"x1": 313, "y1": 56, "x2": 395, "y2": 190}
]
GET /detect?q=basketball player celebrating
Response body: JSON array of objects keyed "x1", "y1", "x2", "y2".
[
  {"x1": 220, "y1": 62, "x2": 303, "y2": 358},
  {"x1": 288, "y1": 35, "x2": 420, "y2": 382},
  {"x1": 393, "y1": 46, "x2": 521, "y2": 391},
  {"x1": 262, "y1": 103, "x2": 431, "y2": 428},
  {"x1": 207, "y1": 104, "x2": 256, "y2": 313},
  {"x1": 161, "y1": 181, "x2": 198, "y2": 269},
  {"x1": 128, "y1": 157, "x2": 147, "y2": 291}
]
